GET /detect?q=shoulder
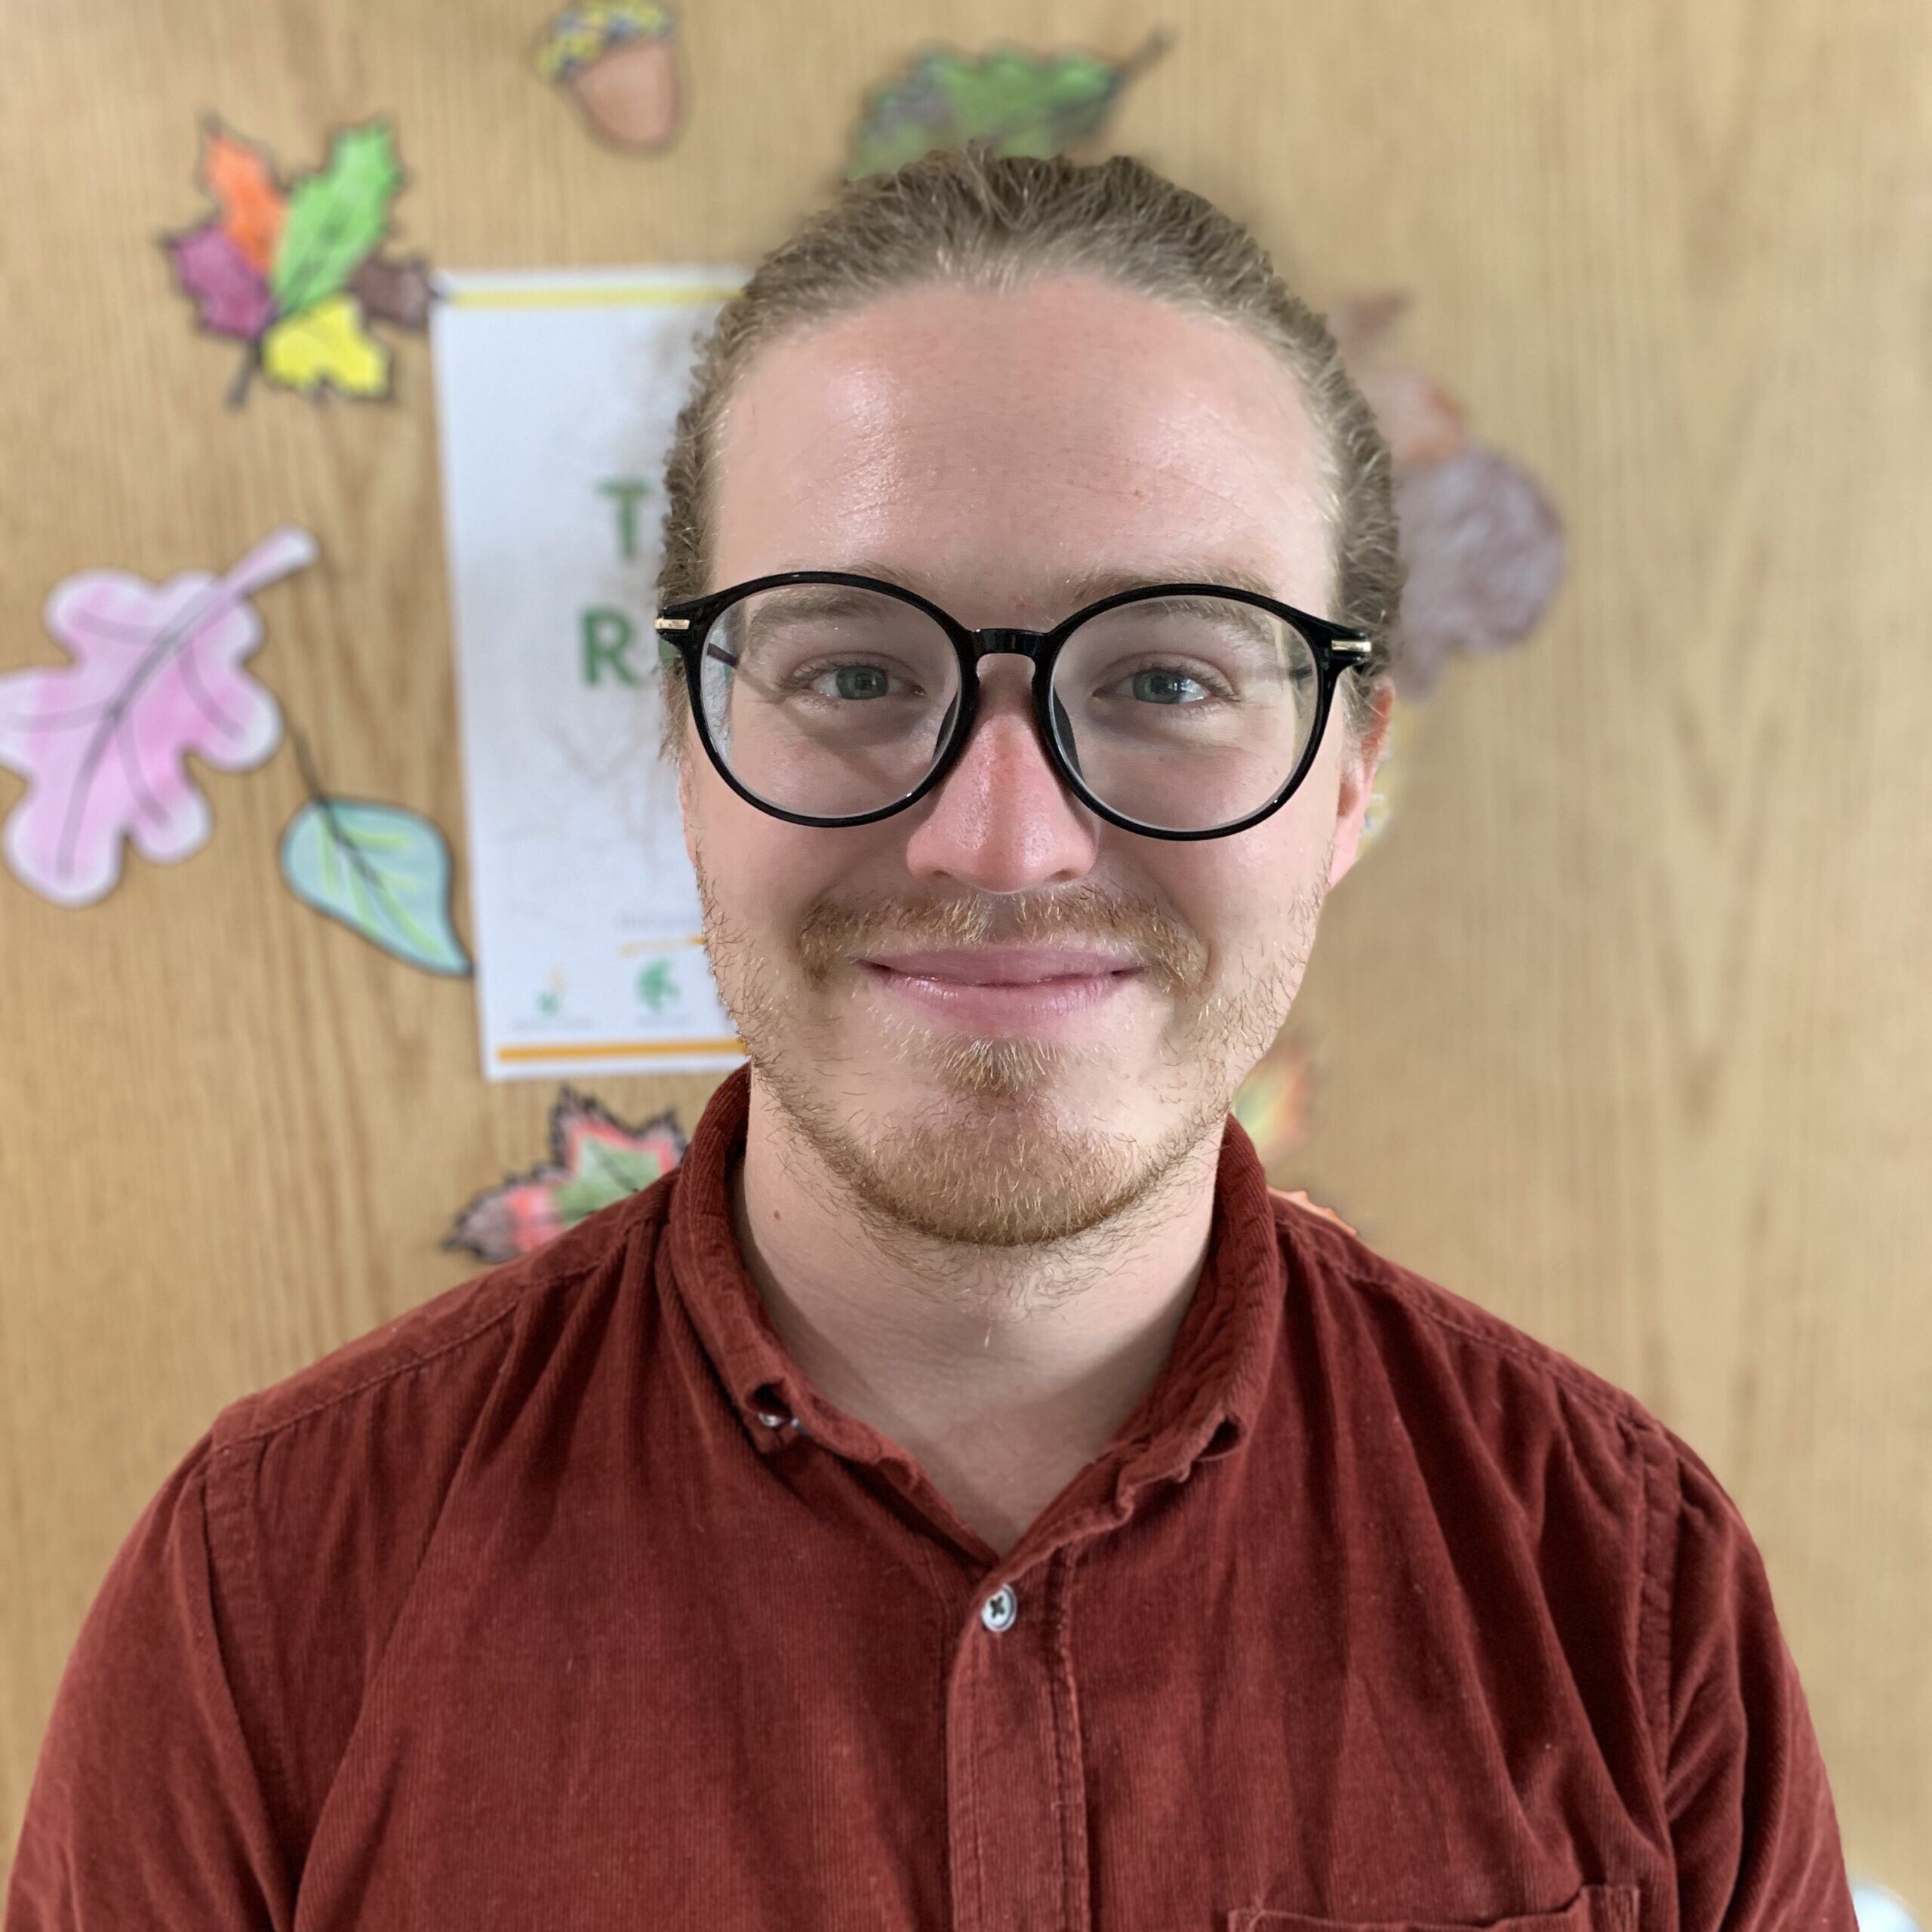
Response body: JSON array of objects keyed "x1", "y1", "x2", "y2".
[
  {"x1": 208, "y1": 1174, "x2": 672, "y2": 1459},
  {"x1": 1266, "y1": 1185, "x2": 1678, "y2": 1478},
  {"x1": 182, "y1": 1177, "x2": 676, "y2": 1841}
]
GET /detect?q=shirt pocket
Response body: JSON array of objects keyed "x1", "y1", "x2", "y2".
[{"x1": 1229, "y1": 1879, "x2": 1643, "y2": 1932}]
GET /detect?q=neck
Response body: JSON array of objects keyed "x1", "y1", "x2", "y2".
[{"x1": 728, "y1": 1072, "x2": 1223, "y2": 1492}]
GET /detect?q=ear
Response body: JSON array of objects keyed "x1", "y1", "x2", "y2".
[{"x1": 1327, "y1": 681, "x2": 1395, "y2": 891}]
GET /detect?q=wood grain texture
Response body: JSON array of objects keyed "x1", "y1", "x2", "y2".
[{"x1": 2, "y1": 0, "x2": 1927, "y2": 1902}]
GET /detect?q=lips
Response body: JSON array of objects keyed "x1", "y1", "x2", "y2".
[
  {"x1": 858, "y1": 950, "x2": 1140, "y2": 1035},
  {"x1": 860, "y1": 946, "x2": 1142, "y2": 985}
]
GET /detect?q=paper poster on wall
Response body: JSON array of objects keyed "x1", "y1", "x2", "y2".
[{"x1": 430, "y1": 266, "x2": 749, "y2": 1081}]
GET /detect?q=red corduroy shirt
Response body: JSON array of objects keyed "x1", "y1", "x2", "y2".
[{"x1": 7, "y1": 1064, "x2": 1857, "y2": 1931}]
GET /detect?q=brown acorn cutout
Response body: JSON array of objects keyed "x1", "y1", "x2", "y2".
[{"x1": 536, "y1": 0, "x2": 684, "y2": 153}]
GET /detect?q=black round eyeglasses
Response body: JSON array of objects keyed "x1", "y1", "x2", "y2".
[{"x1": 654, "y1": 571, "x2": 1374, "y2": 842}]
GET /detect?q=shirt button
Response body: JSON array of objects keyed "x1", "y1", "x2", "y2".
[
  {"x1": 754, "y1": 1408, "x2": 789, "y2": 1429},
  {"x1": 981, "y1": 1585, "x2": 1017, "y2": 1632}
]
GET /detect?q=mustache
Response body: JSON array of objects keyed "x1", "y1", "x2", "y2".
[{"x1": 792, "y1": 880, "x2": 1209, "y2": 996}]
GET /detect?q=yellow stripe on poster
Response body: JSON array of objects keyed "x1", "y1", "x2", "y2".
[
  {"x1": 494, "y1": 1036, "x2": 745, "y2": 1065},
  {"x1": 617, "y1": 934, "x2": 709, "y2": 956}
]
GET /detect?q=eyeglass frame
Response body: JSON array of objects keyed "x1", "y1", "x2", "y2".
[{"x1": 653, "y1": 570, "x2": 1375, "y2": 843}]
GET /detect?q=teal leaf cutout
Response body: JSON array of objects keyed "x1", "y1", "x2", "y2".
[{"x1": 279, "y1": 793, "x2": 470, "y2": 976}]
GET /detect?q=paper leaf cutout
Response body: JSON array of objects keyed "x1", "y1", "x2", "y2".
[
  {"x1": 1274, "y1": 1188, "x2": 1361, "y2": 1238},
  {"x1": 165, "y1": 221, "x2": 276, "y2": 340},
  {"x1": 261, "y1": 294, "x2": 390, "y2": 398},
  {"x1": 1327, "y1": 287, "x2": 1567, "y2": 700},
  {"x1": 1231, "y1": 1031, "x2": 1312, "y2": 1174},
  {"x1": 445, "y1": 1088, "x2": 688, "y2": 1263},
  {"x1": 847, "y1": 29, "x2": 1171, "y2": 180},
  {"x1": 269, "y1": 122, "x2": 402, "y2": 316},
  {"x1": 162, "y1": 115, "x2": 434, "y2": 405},
  {"x1": 1392, "y1": 448, "x2": 1566, "y2": 699},
  {"x1": 198, "y1": 119, "x2": 285, "y2": 273},
  {"x1": 1232, "y1": 1033, "x2": 1361, "y2": 1236},
  {"x1": 0, "y1": 526, "x2": 316, "y2": 906},
  {"x1": 279, "y1": 782, "x2": 470, "y2": 976},
  {"x1": 1327, "y1": 291, "x2": 1469, "y2": 469}
]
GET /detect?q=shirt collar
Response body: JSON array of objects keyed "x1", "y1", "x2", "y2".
[{"x1": 663, "y1": 1063, "x2": 1287, "y2": 1479}]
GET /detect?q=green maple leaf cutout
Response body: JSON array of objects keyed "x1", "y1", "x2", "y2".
[
  {"x1": 270, "y1": 121, "x2": 403, "y2": 318},
  {"x1": 847, "y1": 31, "x2": 1171, "y2": 180}
]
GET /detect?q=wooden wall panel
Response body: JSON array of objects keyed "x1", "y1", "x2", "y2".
[{"x1": 3, "y1": 0, "x2": 1927, "y2": 1904}]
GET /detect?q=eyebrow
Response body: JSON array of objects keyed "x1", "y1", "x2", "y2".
[{"x1": 827, "y1": 556, "x2": 1296, "y2": 617}]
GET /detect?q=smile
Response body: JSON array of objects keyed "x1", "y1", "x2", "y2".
[{"x1": 857, "y1": 958, "x2": 1141, "y2": 1034}]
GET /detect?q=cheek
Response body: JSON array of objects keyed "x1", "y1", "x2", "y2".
[
  {"x1": 688, "y1": 768, "x2": 872, "y2": 941},
  {"x1": 1160, "y1": 819, "x2": 1325, "y2": 976},
  {"x1": 1155, "y1": 839, "x2": 1272, "y2": 943}
]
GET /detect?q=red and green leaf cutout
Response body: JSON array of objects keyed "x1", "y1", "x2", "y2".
[
  {"x1": 445, "y1": 1088, "x2": 689, "y2": 1263},
  {"x1": 162, "y1": 116, "x2": 436, "y2": 405}
]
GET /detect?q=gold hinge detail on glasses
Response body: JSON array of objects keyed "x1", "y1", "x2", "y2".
[{"x1": 653, "y1": 617, "x2": 691, "y2": 631}]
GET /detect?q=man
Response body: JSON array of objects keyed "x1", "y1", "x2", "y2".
[{"x1": 6, "y1": 147, "x2": 1856, "y2": 1931}]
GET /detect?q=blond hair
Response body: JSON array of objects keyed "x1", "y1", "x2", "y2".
[{"x1": 654, "y1": 143, "x2": 1401, "y2": 764}]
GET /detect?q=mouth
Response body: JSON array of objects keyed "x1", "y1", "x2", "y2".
[
  {"x1": 861, "y1": 946, "x2": 1143, "y2": 984},
  {"x1": 857, "y1": 947, "x2": 1144, "y2": 1034}
]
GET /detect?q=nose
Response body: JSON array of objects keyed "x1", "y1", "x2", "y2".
[{"x1": 900, "y1": 655, "x2": 1100, "y2": 891}]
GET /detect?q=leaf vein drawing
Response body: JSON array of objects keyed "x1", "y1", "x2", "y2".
[
  {"x1": 179, "y1": 645, "x2": 246, "y2": 739},
  {"x1": 57, "y1": 578, "x2": 235, "y2": 872},
  {"x1": 341, "y1": 821, "x2": 379, "y2": 925},
  {"x1": 115, "y1": 726, "x2": 166, "y2": 829},
  {"x1": 580, "y1": 1137, "x2": 632, "y2": 1195},
  {"x1": 323, "y1": 796, "x2": 451, "y2": 959}
]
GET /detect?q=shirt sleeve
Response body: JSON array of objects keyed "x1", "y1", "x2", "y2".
[
  {"x1": 3, "y1": 1428, "x2": 294, "y2": 1931},
  {"x1": 1657, "y1": 1425, "x2": 1860, "y2": 1930}
]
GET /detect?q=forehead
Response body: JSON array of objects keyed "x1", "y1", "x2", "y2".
[{"x1": 708, "y1": 273, "x2": 1335, "y2": 621}]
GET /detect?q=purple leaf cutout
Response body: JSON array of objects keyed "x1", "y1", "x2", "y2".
[
  {"x1": 165, "y1": 220, "x2": 276, "y2": 340},
  {"x1": 1392, "y1": 447, "x2": 1567, "y2": 700},
  {"x1": 0, "y1": 526, "x2": 318, "y2": 906}
]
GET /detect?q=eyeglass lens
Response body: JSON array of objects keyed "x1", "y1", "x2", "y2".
[{"x1": 696, "y1": 583, "x2": 1321, "y2": 833}]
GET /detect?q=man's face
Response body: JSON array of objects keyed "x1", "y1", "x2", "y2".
[{"x1": 681, "y1": 273, "x2": 1388, "y2": 1254}]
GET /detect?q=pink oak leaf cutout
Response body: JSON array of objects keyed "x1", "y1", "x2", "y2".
[{"x1": 0, "y1": 525, "x2": 317, "y2": 906}]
